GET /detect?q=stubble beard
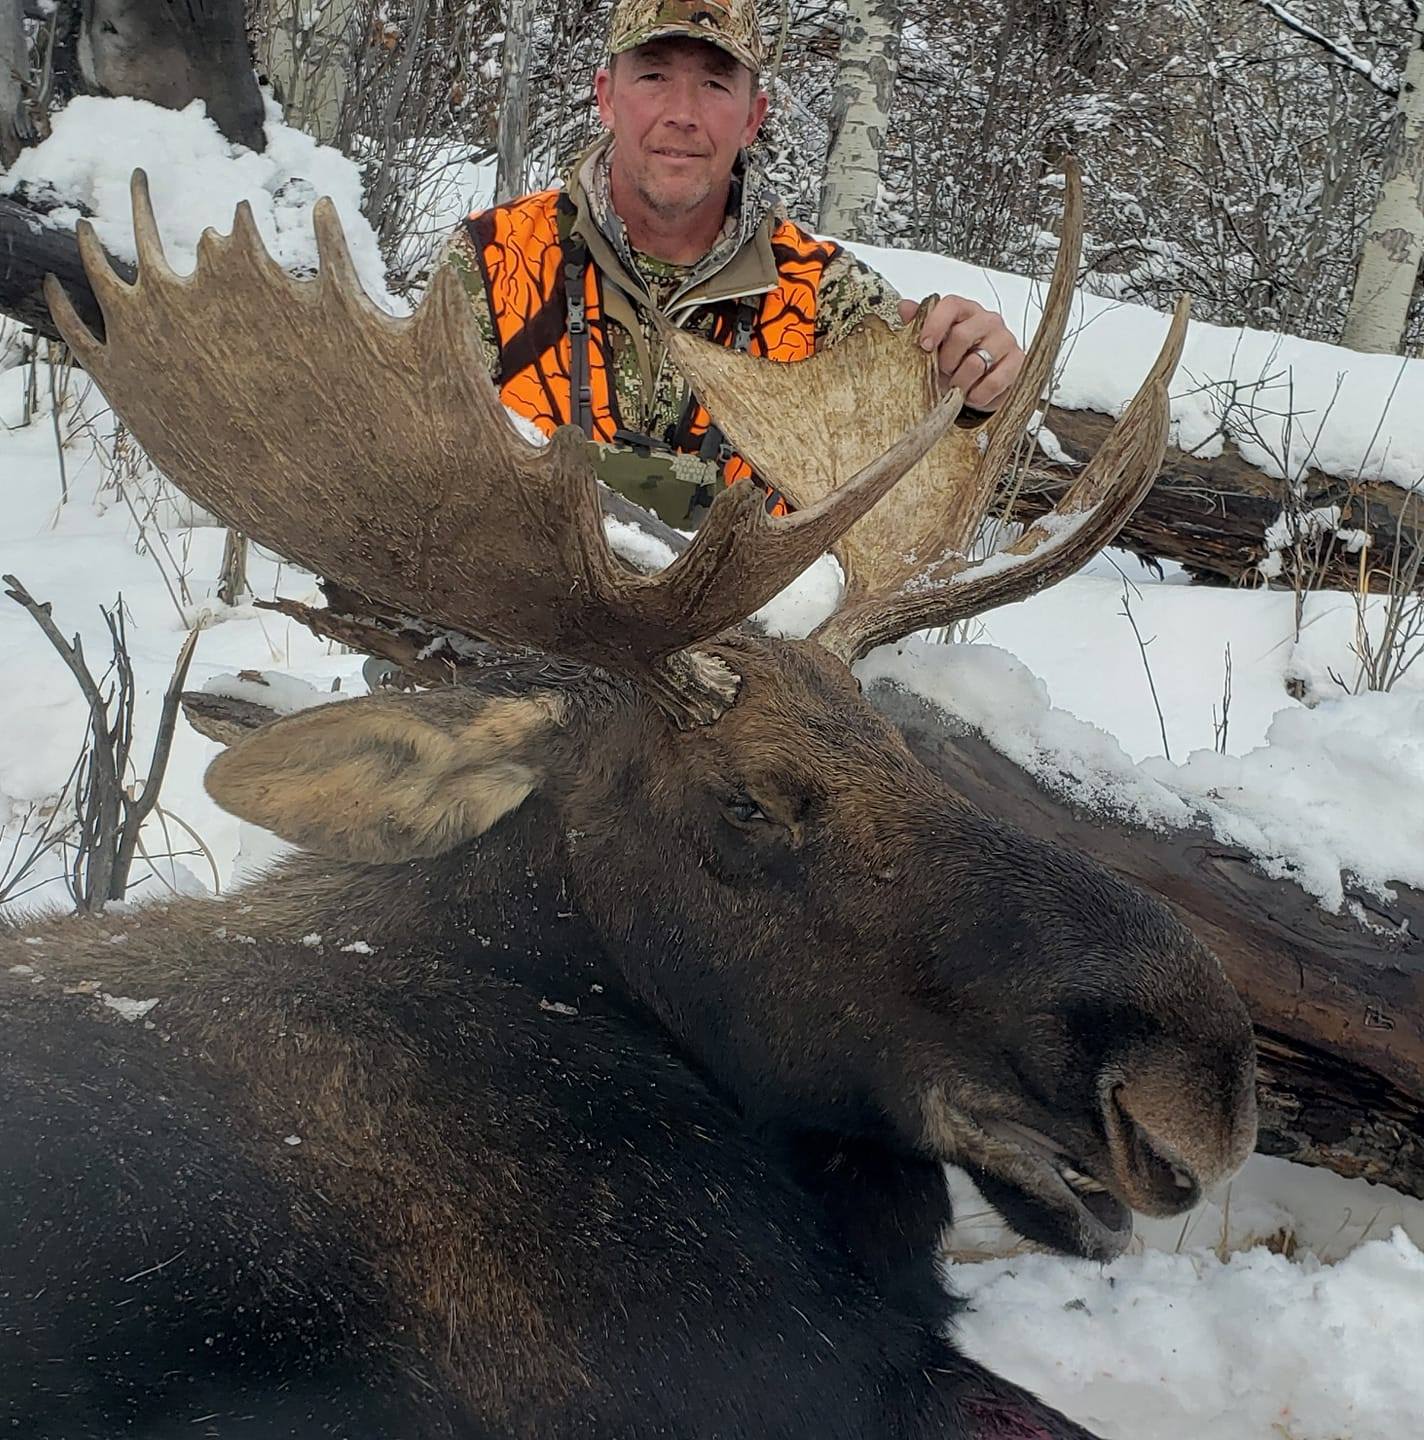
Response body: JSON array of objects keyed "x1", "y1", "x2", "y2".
[{"x1": 633, "y1": 166, "x2": 716, "y2": 222}]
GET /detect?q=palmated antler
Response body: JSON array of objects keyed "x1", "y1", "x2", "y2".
[
  {"x1": 663, "y1": 164, "x2": 1189, "y2": 664},
  {"x1": 45, "y1": 172, "x2": 963, "y2": 725}
]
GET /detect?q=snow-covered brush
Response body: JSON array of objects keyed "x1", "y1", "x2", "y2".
[{"x1": 1, "y1": 575, "x2": 199, "y2": 911}]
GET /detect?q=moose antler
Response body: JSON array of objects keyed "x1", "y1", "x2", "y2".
[
  {"x1": 45, "y1": 171, "x2": 963, "y2": 724},
  {"x1": 663, "y1": 164, "x2": 1188, "y2": 663}
]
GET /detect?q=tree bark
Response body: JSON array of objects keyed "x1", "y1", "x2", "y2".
[
  {"x1": 255, "y1": 0, "x2": 364, "y2": 145},
  {"x1": 494, "y1": 0, "x2": 537, "y2": 204},
  {"x1": 77, "y1": 0, "x2": 266, "y2": 152},
  {"x1": 217, "y1": 529, "x2": 249, "y2": 607},
  {"x1": 1341, "y1": 10, "x2": 1424, "y2": 354},
  {"x1": 870, "y1": 681, "x2": 1424, "y2": 1200},
  {"x1": 0, "y1": 0, "x2": 27, "y2": 167},
  {"x1": 818, "y1": 0, "x2": 901, "y2": 243},
  {"x1": 1021, "y1": 403, "x2": 1422, "y2": 593}
]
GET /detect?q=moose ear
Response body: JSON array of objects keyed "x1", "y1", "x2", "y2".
[{"x1": 204, "y1": 689, "x2": 564, "y2": 863}]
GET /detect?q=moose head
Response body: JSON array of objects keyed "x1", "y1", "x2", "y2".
[{"x1": 44, "y1": 170, "x2": 1256, "y2": 1269}]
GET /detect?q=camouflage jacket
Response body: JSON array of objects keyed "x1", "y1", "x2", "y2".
[{"x1": 445, "y1": 136, "x2": 905, "y2": 457}]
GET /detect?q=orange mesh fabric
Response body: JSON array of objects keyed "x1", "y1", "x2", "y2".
[
  {"x1": 466, "y1": 194, "x2": 838, "y2": 510},
  {"x1": 681, "y1": 224, "x2": 837, "y2": 505},
  {"x1": 467, "y1": 192, "x2": 621, "y2": 443}
]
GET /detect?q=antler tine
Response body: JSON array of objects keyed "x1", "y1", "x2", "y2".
[
  {"x1": 44, "y1": 172, "x2": 963, "y2": 727},
  {"x1": 812, "y1": 296, "x2": 1191, "y2": 663},
  {"x1": 129, "y1": 170, "x2": 175, "y2": 282},
  {"x1": 663, "y1": 167, "x2": 1089, "y2": 620},
  {"x1": 952, "y1": 159, "x2": 1084, "y2": 543}
]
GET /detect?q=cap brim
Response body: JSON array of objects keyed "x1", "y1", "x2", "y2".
[{"x1": 612, "y1": 24, "x2": 760, "y2": 72}]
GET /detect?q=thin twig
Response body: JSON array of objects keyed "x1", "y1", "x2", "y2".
[{"x1": 1119, "y1": 578, "x2": 1172, "y2": 762}]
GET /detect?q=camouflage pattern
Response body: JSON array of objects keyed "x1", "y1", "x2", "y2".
[
  {"x1": 608, "y1": 0, "x2": 765, "y2": 73},
  {"x1": 445, "y1": 142, "x2": 903, "y2": 451},
  {"x1": 443, "y1": 138, "x2": 903, "y2": 522}
]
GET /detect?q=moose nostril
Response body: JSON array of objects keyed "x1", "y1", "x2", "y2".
[{"x1": 1106, "y1": 1087, "x2": 1204, "y2": 1211}]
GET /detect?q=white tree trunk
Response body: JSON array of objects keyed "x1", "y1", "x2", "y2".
[
  {"x1": 258, "y1": 0, "x2": 365, "y2": 144},
  {"x1": 495, "y1": 0, "x2": 538, "y2": 204},
  {"x1": 0, "y1": 0, "x2": 26, "y2": 167},
  {"x1": 1342, "y1": 11, "x2": 1424, "y2": 354},
  {"x1": 817, "y1": 0, "x2": 902, "y2": 243}
]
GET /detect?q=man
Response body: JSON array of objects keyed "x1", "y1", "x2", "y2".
[{"x1": 445, "y1": 0, "x2": 1025, "y2": 527}]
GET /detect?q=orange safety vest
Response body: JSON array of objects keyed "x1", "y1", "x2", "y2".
[{"x1": 464, "y1": 189, "x2": 840, "y2": 496}]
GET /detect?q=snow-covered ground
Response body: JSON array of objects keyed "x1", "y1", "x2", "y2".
[{"x1": 3, "y1": 97, "x2": 1423, "y2": 1440}]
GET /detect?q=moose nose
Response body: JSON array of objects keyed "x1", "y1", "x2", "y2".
[{"x1": 1103, "y1": 1085, "x2": 1206, "y2": 1217}]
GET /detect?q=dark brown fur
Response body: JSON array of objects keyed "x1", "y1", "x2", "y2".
[{"x1": 1, "y1": 637, "x2": 1256, "y2": 1438}]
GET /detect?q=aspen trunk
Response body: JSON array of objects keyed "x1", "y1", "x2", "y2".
[
  {"x1": 494, "y1": 0, "x2": 538, "y2": 204},
  {"x1": 257, "y1": 0, "x2": 365, "y2": 144},
  {"x1": 817, "y1": 0, "x2": 901, "y2": 243},
  {"x1": 0, "y1": 0, "x2": 26, "y2": 167},
  {"x1": 1341, "y1": 11, "x2": 1424, "y2": 354}
]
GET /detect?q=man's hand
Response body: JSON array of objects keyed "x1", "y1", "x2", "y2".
[{"x1": 897, "y1": 296, "x2": 1024, "y2": 413}]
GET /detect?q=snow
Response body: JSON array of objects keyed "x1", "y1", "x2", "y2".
[
  {"x1": 859, "y1": 630, "x2": 1424, "y2": 912},
  {"x1": 204, "y1": 670, "x2": 349, "y2": 715},
  {"x1": 1, "y1": 96, "x2": 401, "y2": 313},
  {"x1": 851, "y1": 233, "x2": 1424, "y2": 496},
  {"x1": 946, "y1": 1154, "x2": 1424, "y2": 1437},
  {"x1": 100, "y1": 993, "x2": 159, "y2": 1021},
  {"x1": 3, "y1": 92, "x2": 1424, "y2": 1440},
  {"x1": 951, "y1": 1229, "x2": 1424, "y2": 1440}
]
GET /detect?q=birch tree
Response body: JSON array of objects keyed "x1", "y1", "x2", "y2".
[
  {"x1": 257, "y1": 0, "x2": 367, "y2": 143},
  {"x1": 1342, "y1": 6, "x2": 1424, "y2": 352},
  {"x1": 0, "y1": 0, "x2": 26, "y2": 167},
  {"x1": 495, "y1": 0, "x2": 538, "y2": 203},
  {"x1": 817, "y1": 0, "x2": 902, "y2": 242}
]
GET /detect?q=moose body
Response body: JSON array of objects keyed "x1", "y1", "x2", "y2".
[
  {"x1": 2, "y1": 847, "x2": 997, "y2": 1439},
  {"x1": 2, "y1": 646, "x2": 1256, "y2": 1439},
  {"x1": 7, "y1": 170, "x2": 1260, "y2": 1438}
]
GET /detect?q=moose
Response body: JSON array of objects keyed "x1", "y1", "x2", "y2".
[{"x1": 0, "y1": 171, "x2": 1257, "y2": 1439}]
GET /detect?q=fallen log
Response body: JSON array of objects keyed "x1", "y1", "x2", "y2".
[
  {"x1": 869, "y1": 681, "x2": 1424, "y2": 1201},
  {"x1": 1021, "y1": 404, "x2": 1421, "y2": 593},
  {"x1": 0, "y1": 193, "x2": 129, "y2": 342}
]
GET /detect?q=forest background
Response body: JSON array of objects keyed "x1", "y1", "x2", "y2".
[{"x1": 215, "y1": 0, "x2": 1424, "y2": 358}]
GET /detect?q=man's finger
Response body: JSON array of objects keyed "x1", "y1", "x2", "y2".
[
  {"x1": 901, "y1": 295, "x2": 1027, "y2": 413},
  {"x1": 934, "y1": 308, "x2": 999, "y2": 389}
]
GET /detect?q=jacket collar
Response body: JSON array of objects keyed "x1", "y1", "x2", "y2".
[{"x1": 565, "y1": 134, "x2": 782, "y2": 316}]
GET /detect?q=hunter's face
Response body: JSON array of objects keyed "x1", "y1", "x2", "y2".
[{"x1": 597, "y1": 39, "x2": 768, "y2": 223}]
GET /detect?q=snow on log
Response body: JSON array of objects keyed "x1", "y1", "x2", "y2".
[
  {"x1": 0, "y1": 193, "x2": 129, "y2": 341},
  {"x1": 1019, "y1": 403, "x2": 1422, "y2": 594}
]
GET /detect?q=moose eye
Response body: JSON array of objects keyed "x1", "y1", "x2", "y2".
[{"x1": 726, "y1": 796, "x2": 769, "y2": 825}]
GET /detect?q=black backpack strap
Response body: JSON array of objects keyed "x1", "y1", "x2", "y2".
[{"x1": 556, "y1": 194, "x2": 595, "y2": 439}]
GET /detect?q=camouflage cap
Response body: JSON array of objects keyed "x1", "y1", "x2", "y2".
[{"x1": 609, "y1": 0, "x2": 765, "y2": 74}]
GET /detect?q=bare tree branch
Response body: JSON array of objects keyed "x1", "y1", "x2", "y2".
[
  {"x1": 3, "y1": 575, "x2": 199, "y2": 911},
  {"x1": 1253, "y1": 0, "x2": 1401, "y2": 97}
]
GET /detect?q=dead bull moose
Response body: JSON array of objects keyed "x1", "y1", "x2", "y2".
[{"x1": 0, "y1": 170, "x2": 1256, "y2": 1439}]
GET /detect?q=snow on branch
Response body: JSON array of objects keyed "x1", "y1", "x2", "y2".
[{"x1": 1253, "y1": 0, "x2": 1401, "y2": 98}]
